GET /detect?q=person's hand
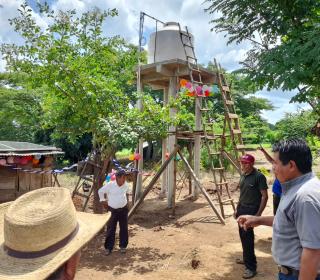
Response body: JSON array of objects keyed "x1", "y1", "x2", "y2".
[{"x1": 237, "y1": 215, "x2": 260, "y2": 230}]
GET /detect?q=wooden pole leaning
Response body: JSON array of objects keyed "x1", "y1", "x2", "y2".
[
  {"x1": 128, "y1": 145, "x2": 180, "y2": 220},
  {"x1": 177, "y1": 150, "x2": 225, "y2": 225}
]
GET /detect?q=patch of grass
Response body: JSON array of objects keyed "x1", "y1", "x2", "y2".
[
  {"x1": 116, "y1": 148, "x2": 133, "y2": 159},
  {"x1": 245, "y1": 143, "x2": 271, "y2": 150}
]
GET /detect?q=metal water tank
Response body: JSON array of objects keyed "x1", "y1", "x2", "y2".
[{"x1": 147, "y1": 22, "x2": 196, "y2": 64}]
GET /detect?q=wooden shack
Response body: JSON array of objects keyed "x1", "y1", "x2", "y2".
[{"x1": 0, "y1": 141, "x2": 64, "y2": 202}]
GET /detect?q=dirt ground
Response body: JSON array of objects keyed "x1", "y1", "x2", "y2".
[{"x1": 67, "y1": 150, "x2": 284, "y2": 280}]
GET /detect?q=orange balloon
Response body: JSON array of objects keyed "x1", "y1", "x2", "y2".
[{"x1": 180, "y1": 79, "x2": 188, "y2": 87}]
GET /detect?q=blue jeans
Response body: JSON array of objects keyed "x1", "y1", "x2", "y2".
[{"x1": 278, "y1": 273, "x2": 320, "y2": 280}]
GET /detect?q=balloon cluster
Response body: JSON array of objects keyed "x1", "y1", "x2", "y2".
[
  {"x1": 0, "y1": 155, "x2": 43, "y2": 166},
  {"x1": 128, "y1": 153, "x2": 141, "y2": 161},
  {"x1": 179, "y1": 79, "x2": 219, "y2": 97}
]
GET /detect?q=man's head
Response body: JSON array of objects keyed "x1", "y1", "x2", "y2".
[
  {"x1": 272, "y1": 139, "x2": 312, "y2": 183},
  {"x1": 240, "y1": 154, "x2": 255, "y2": 174},
  {"x1": 115, "y1": 169, "x2": 127, "y2": 186}
]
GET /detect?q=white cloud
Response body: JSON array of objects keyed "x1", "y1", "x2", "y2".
[{"x1": 0, "y1": 0, "x2": 306, "y2": 124}]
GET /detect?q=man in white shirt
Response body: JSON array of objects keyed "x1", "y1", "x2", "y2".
[{"x1": 98, "y1": 169, "x2": 130, "y2": 255}]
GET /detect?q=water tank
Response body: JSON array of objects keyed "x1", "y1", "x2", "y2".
[{"x1": 147, "y1": 22, "x2": 196, "y2": 64}]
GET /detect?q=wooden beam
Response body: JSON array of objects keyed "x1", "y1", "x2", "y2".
[
  {"x1": 156, "y1": 64, "x2": 174, "y2": 76},
  {"x1": 178, "y1": 150, "x2": 225, "y2": 225},
  {"x1": 128, "y1": 145, "x2": 180, "y2": 219}
]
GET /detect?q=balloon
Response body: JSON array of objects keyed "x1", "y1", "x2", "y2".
[
  {"x1": 34, "y1": 154, "x2": 41, "y2": 160},
  {"x1": 180, "y1": 79, "x2": 188, "y2": 87},
  {"x1": 111, "y1": 174, "x2": 116, "y2": 181},
  {"x1": 13, "y1": 157, "x2": 21, "y2": 164},
  {"x1": 32, "y1": 158, "x2": 39, "y2": 165},
  {"x1": 7, "y1": 157, "x2": 14, "y2": 164},
  {"x1": 134, "y1": 153, "x2": 141, "y2": 160},
  {"x1": 185, "y1": 82, "x2": 192, "y2": 89},
  {"x1": 187, "y1": 91, "x2": 195, "y2": 97},
  {"x1": 196, "y1": 85, "x2": 203, "y2": 96},
  {"x1": 213, "y1": 85, "x2": 219, "y2": 93},
  {"x1": 202, "y1": 85, "x2": 209, "y2": 92},
  {"x1": 129, "y1": 154, "x2": 135, "y2": 161},
  {"x1": 106, "y1": 175, "x2": 111, "y2": 182},
  {"x1": 0, "y1": 159, "x2": 6, "y2": 166}
]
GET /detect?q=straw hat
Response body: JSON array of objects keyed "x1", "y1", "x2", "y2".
[{"x1": 0, "y1": 187, "x2": 109, "y2": 280}]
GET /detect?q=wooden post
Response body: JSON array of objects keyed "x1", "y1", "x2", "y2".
[
  {"x1": 128, "y1": 145, "x2": 180, "y2": 219},
  {"x1": 193, "y1": 96, "x2": 202, "y2": 198},
  {"x1": 178, "y1": 150, "x2": 225, "y2": 225},
  {"x1": 161, "y1": 87, "x2": 169, "y2": 196},
  {"x1": 167, "y1": 77, "x2": 177, "y2": 208},
  {"x1": 135, "y1": 78, "x2": 144, "y2": 202}
]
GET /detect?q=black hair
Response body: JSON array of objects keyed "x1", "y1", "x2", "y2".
[{"x1": 272, "y1": 139, "x2": 312, "y2": 174}]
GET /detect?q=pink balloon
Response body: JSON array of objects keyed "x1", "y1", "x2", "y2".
[
  {"x1": 185, "y1": 82, "x2": 192, "y2": 89},
  {"x1": 0, "y1": 159, "x2": 6, "y2": 166},
  {"x1": 196, "y1": 85, "x2": 203, "y2": 96},
  {"x1": 134, "y1": 153, "x2": 141, "y2": 161},
  {"x1": 111, "y1": 174, "x2": 116, "y2": 181},
  {"x1": 7, "y1": 157, "x2": 14, "y2": 164}
]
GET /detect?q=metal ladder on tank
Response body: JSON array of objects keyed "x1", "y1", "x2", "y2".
[{"x1": 178, "y1": 24, "x2": 235, "y2": 219}]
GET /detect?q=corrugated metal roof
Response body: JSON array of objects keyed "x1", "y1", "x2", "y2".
[{"x1": 0, "y1": 141, "x2": 64, "y2": 156}]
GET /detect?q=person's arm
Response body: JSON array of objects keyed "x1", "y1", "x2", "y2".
[
  {"x1": 256, "y1": 189, "x2": 268, "y2": 216},
  {"x1": 258, "y1": 146, "x2": 275, "y2": 164},
  {"x1": 299, "y1": 248, "x2": 320, "y2": 280},
  {"x1": 237, "y1": 215, "x2": 274, "y2": 230},
  {"x1": 98, "y1": 185, "x2": 108, "y2": 209}
]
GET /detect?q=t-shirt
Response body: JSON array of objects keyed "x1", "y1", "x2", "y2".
[
  {"x1": 272, "y1": 173, "x2": 320, "y2": 270},
  {"x1": 272, "y1": 178, "x2": 282, "y2": 197},
  {"x1": 239, "y1": 168, "x2": 268, "y2": 207},
  {"x1": 98, "y1": 181, "x2": 129, "y2": 209}
]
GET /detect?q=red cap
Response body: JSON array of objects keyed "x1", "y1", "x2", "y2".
[{"x1": 240, "y1": 154, "x2": 255, "y2": 164}]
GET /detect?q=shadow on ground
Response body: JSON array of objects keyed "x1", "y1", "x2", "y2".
[
  {"x1": 130, "y1": 197, "x2": 222, "y2": 228},
  {"x1": 79, "y1": 232, "x2": 173, "y2": 275}
]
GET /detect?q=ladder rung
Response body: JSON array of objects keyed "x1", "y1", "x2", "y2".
[
  {"x1": 232, "y1": 129, "x2": 242, "y2": 134},
  {"x1": 73, "y1": 191, "x2": 90, "y2": 199},
  {"x1": 236, "y1": 144, "x2": 246, "y2": 150},
  {"x1": 212, "y1": 167, "x2": 224, "y2": 171},
  {"x1": 200, "y1": 108, "x2": 210, "y2": 112},
  {"x1": 222, "y1": 85, "x2": 230, "y2": 92},
  {"x1": 181, "y1": 32, "x2": 192, "y2": 38},
  {"x1": 216, "y1": 182, "x2": 229, "y2": 186},
  {"x1": 191, "y1": 68, "x2": 201, "y2": 73},
  {"x1": 183, "y1": 43, "x2": 194, "y2": 48},
  {"x1": 228, "y1": 113, "x2": 238, "y2": 119},
  {"x1": 80, "y1": 176, "x2": 94, "y2": 182},
  {"x1": 225, "y1": 100, "x2": 234, "y2": 105},
  {"x1": 221, "y1": 199, "x2": 233, "y2": 204},
  {"x1": 204, "y1": 122, "x2": 214, "y2": 126},
  {"x1": 210, "y1": 152, "x2": 221, "y2": 155}
]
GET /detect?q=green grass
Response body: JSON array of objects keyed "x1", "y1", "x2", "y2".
[
  {"x1": 115, "y1": 148, "x2": 133, "y2": 159},
  {"x1": 245, "y1": 143, "x2": 271, "y2": 150}
]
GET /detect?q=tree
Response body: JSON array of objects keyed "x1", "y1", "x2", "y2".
[
  {"x1": 1, "y1": 2, "x2": 172, "y2": 212},
  {"x1": 205, "y1": 0, "x2": 320, "y2": 117}
]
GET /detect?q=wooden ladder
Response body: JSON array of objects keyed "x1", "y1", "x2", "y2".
[
  {"x1": 178, "y1": 24, "x2": 235, "y2": 219},
  {"x1": 214, "y1": 59, "x2": 246, "y2": 170},
  {"x1": 72, "y1": 153, "x2": 101, "y2": 211}
]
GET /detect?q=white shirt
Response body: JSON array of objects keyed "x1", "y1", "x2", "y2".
[{"x1": 98, "y1": 181, "x2": 129, "y2": 209}]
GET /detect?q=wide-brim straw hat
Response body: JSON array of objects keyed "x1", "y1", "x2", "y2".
[{"x1": 0, "y1": 187, "x2": 109, "y2": 280}]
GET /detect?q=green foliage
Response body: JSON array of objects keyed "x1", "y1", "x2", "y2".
[
  {"x1": 205, "y1": 0, "x2": 320, "y2": 116},
  {"x1": 274, "y1": 110, "x2": 317, "y2": 140}
]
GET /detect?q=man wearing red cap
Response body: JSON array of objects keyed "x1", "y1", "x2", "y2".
[{"x1": 235, "y1": 153, "x2": 268, "y2": 278}]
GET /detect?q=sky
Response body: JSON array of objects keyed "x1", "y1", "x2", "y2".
[{"x1": 0, "y1": 0, "x2": 310, "y2": 124}]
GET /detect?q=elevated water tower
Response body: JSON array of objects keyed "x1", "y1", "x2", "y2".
[{"x1": 135, "y1": 14, "x2": 218, "y2": 209}]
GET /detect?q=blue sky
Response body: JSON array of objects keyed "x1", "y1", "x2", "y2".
[{"x1": 0, "y1": 0, "x2": 310, "y2": 124}]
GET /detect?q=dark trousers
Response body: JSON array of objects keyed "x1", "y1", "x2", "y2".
[
  {"x1": 278, "y1": 273, "x2": 320, "y2": 280},
  {"x1": 236, "y1": 204, "x2": 259, "y2": 272},
  {"x1": 273, "y1": 194, "x2": 281, "y2": 215},
  {"x1": 105, "y1": 205, "x2": 128, "y2": 251}
]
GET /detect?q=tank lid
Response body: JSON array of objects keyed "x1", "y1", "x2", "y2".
[{"x1": 161, "y1": 22, "x2": 180, "y2": 31}]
